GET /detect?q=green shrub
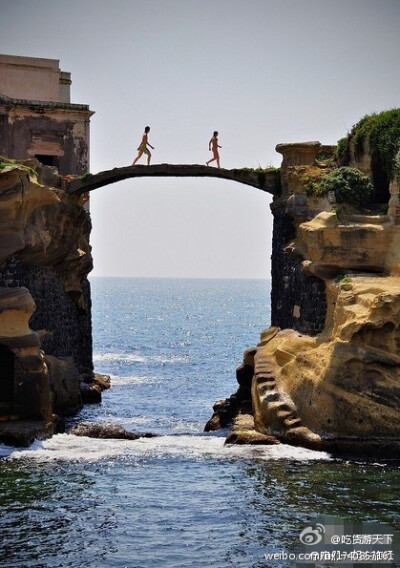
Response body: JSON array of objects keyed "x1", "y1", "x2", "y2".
[
  {"x1": 320, "y1": 167, "x2": 374, "y2": 207},
  {"x1": 395, "y1": 149, "x2": 400, "y2": 183},
  {"x1": 335, "y1": 137, "x2": 348, "y2": 162},
  {"x1": 339, "y1": 109, "x2": 400, "y2": 181},
  {"x1": 315, "y1": 148, "x2": 336, "y2": 167},
  {"x1": 305, "y1": 178, "x2": 324, "y2": 197}
]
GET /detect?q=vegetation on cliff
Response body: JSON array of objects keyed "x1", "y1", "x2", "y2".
[
  {"x1": 395, "y1": 149, "x2": 400, "y2": 183},
  {"x1": 316, "y1": 167, "x2": 374, "y2": 207},
  {"x1": 338, "y1": 108, "x2": 400, "y2": 182},
  {"x1": 305, "y1": 110, "x2": 400, "y2": 208},
  {"x1": 0, "y1": 156, "x2": 37, "y2": 177}
]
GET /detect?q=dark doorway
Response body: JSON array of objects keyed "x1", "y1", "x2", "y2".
[
  {"x1": 0, "y1": 344, "x2": 15, "y2": 404},
  {"x1": 371, "y1": 151, "x2": 391, "y2": 205},
  {"x1": 35, "y1": 154, "x2": 59, "y2": 168}
]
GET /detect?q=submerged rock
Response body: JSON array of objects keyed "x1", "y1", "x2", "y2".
[{"x1": 69, "y1": 422, "x2": 157, "y2": 440}]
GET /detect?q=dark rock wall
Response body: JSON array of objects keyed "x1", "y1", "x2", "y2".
[
  {"x1": 0, "y1": 256, "x2": 92, "y2": 371},
  {"x1": 271, "y1": 205, "x2": 326, "y2": 335},
  {"x1": 0, "y1": 115, "x2": 8, "y2": 156}
]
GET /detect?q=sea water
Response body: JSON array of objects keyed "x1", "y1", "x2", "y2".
[{"x1": 0, "y1": 277, "x2": 399, "y2": 568}]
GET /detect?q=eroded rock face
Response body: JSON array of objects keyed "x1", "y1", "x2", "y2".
[
  {"x1": 252, "y1": 142, "x2": 400, "y2": 452},
  {"x1": 204, "y1": 348, "x2": 255, "y2": 432},
  {"x1": 253, "y1": 276, "x2": 400, "y2": 440},
  {"x1": 224, "y1": 414, "x2": 280, "y2": 446},
  {"x1": 0, "y1": 159, "x2": 95, "y2": 444},
  {"x1": 0, "y1": 287, "x2": 52, "y2": 420},
  {"x1": 45, "y1": 355, "x2": 82, "y2": 417},
  {"x1": 210, "y1": 137, "x2": 400, "y2": 455},
  {"x1": 0, "y1": 160, "x2": 92, "y2": 302},
  {"x1": 298, "y1": 211, "x2": 400, "y2": 277}
]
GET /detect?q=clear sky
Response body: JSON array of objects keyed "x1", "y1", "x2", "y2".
[{"x1": 1, "y1": 0, "x2": 399, "y2": 278}]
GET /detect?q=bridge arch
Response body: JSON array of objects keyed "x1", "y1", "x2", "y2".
[
  {"x1": 88, "y1": 174, "x2": 274, "y2": 279},
  {"x1": 66, "y1": 164, "x2": 279, "y2": 196}
]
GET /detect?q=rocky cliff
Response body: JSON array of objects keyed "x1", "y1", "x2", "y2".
[
  {"x1": 0, "y1": 157, "x2": 105, "y2": 445},
  {"x1": 208, "y1": 110, "x2": 400, "y2": 456}
]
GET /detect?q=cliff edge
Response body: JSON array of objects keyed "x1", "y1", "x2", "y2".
[
  {"x1": 0, "y1": 157, "x2": 104, "y2": 445},
  {"x1": 208, "y1": 110, "x2": 400, "y2": 457}
]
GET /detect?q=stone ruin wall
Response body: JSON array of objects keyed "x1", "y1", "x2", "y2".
[
  {"x1": 270, "y1": 206, "x2": 327, "y2": 336},
  {"x1": 0, "y1": 256, "x2": 92, "y2": 371}
]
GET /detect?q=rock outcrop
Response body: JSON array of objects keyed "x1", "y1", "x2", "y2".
[
  {"x1": 0, "y1": 157, "x2": 105, "y2": 445},
  {"x1": 209, "y1": 112, "x2": 400, "y2": 456},
  {"x1": 69, "y1": 422, "x2": 156, "y2": 440}
]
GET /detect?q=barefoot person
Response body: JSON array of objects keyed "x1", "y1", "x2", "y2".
[
  {"x1": 132, "y1": 126, "x2": 154, "y2": 165},
  {"x1": 206, "y1": 131, "x2": 222, "y2": 168}
]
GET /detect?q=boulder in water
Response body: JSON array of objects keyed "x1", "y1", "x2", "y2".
[{"x1": 69, "y1": 422, "x2": 156, "y2": 440}]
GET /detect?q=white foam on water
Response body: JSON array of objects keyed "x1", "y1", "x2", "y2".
[
  {"x1": 93, "y1": 352, "x2": 188, "y2": 365},
  {"x1": 4, "y1": 432, "x2": 332, "y2": 464},
  {"x1": 153, "y1": 355, "x2": 188, "y2": 364},
  {"x1": 92, "y1": 415, "x2": 204, "y2": 435},
  {"x1": 108, "y1": 375, "x2": 159, "y2": 386},
  {"x1": 93, "y1": 352, "x2": 146, "y2": 363}
]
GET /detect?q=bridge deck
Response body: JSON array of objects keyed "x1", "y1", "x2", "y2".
[{"x1": 66, "y1": 164, "x2": 278, "y2": 195}]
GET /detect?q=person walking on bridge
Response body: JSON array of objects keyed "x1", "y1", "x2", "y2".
[
  {"x1": 132, "y1": 126, "x2": 154, "y2": 165},
  {"x1": 206, "y1": 131, "x2": 222, "y2": 168}
]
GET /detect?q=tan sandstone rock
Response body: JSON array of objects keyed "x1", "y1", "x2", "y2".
[
  {"x1": 0, "y1": 160, "x2": 92, "y2": 306},
  {"x1": 224, "y1": 135, "x2": 400, "y2": 455},
  {"x1": 0, "y1": 159, "x2": 94, "y2": 444}
]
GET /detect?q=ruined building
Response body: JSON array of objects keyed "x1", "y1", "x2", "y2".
[{"x1": 0, "y1": 53, "x2": 93, "y2": 174}]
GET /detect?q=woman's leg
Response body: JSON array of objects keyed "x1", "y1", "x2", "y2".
[{"x1": 132, "y1": 150, "x2": 144, "y2": 165}]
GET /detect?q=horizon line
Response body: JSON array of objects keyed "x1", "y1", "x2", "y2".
[{"x1": 89, "y1": 275, "x2": 271, "y2": 281}]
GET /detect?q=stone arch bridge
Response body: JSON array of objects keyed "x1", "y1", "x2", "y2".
[{"x1": 66, "y1": 164, "x2": 279, "y2": 196}]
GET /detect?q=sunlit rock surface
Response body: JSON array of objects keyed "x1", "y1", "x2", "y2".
[
  {"x1": 0, "y1": 158, "x2": 103, "y2": 445},
  {"x1": 212, "y1": 134, "x2": 400, "y2": 456}
]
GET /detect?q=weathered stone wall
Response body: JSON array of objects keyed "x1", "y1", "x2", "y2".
[
  {"x1": 0, "y1": 160, "x2": 99, "y2": 444},
  {"x1": 0, "y1": 105, "x2": 92, "y2": 176},
  {"x1": 0, "y1": 54, "x2": 62, "y2": 103},
  {"x1": 0, "y1": 55, "x2": 93, "y2": 176},
  {"x1": 0, "y1": 256, "x2": 92, "y2": 371},
  {"x1": 270, "y1": 204, "x2": 326, "y2": 335}
]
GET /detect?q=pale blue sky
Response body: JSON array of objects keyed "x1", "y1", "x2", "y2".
[{"x1": 1, "y1": 0, "x2": 399, "y2": 278}]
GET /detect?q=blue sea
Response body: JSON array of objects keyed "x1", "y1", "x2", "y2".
[{"x1": 1, "y1": 277, "x2": 400, "y2": 568}]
